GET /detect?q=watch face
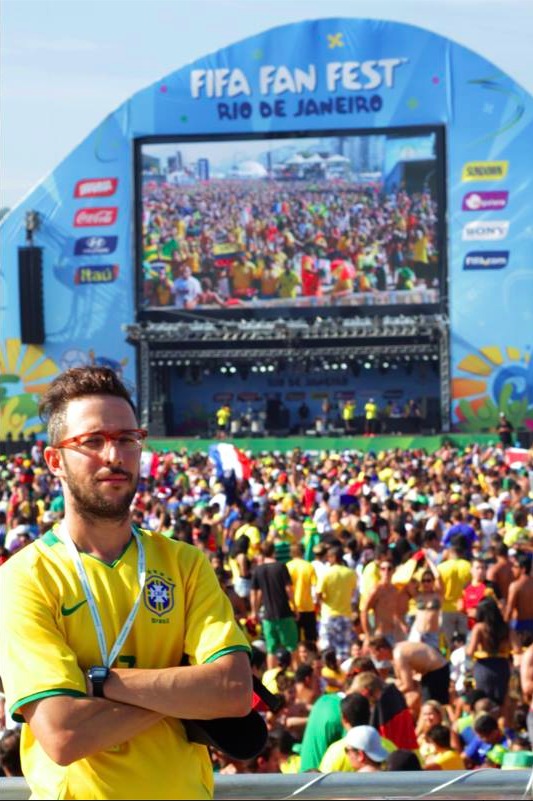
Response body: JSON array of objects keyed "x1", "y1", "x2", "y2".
[
  {"x1": 88, "y1": 666, "x2": 109, "y2": 697},
  {"x1": 90, "y1": 667, "x2": 108, "y2": 681}
]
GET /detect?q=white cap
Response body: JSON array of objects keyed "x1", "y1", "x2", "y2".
[{"x1": 345, "y1": 725, "x2": 388, "y2": 762}]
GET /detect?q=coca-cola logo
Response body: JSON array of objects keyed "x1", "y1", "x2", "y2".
[
  {"x1": 74, "y1": 178, "x2": 118, "y2": 198},
  {"x1": 74, "y1": 208, "x2": 118, "y2": 227}
]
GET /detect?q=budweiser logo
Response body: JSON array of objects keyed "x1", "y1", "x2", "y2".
[
  {"x1": 74, "y1": 208, "x2": 118, "y2": 227},
  {"x1": 74, "y1": 178, "x2": 118, "y2": 198}
]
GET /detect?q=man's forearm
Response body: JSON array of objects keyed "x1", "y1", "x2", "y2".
[
  {"x1": 104, "y1": 653, "x2": 252, "y2": 720},
  {"x1": 23, "y1": 694, "x2": 163, "y2": 766}
]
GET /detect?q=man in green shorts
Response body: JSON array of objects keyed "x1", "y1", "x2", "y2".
[{"x1": 251, "y1": 541, "x2": 298, "y2": 669}]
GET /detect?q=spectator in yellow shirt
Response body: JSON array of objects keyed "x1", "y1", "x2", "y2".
[
  {"x1": 287, "y1": 543, "x2": 318, "y2": 643},
  {"x1": 437, "y1": 540, "x2": 472, "y2": 648}
]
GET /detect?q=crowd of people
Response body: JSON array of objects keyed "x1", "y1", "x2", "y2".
[
  {"x1": 141, "y1": 179, "x2": 439, "y2": 309},
  {"x1": 2, "y1": 418, "x2": 533, "y2": 779}
]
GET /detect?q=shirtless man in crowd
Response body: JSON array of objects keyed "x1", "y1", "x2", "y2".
[
  {"x1": 393, "y1": 640, "x2": 450, "y2": 718},
  {"x1": 361, "y1": 559, "x2": 408, "y2": 645},
  {"x1": 505, "y1": 552, "x2": 533, "y2": 652}
]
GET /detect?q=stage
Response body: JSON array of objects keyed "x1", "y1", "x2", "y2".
[{"x1": 144, "y1": 432, "x2": 497, "y2": 456}]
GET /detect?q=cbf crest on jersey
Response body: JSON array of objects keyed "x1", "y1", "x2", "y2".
[{"x1": 144, "y1": 574, "x2": 175, "y2": 617}]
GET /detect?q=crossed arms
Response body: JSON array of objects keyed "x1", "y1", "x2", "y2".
[{"x1": 22, "y1": 652, "x2": 252, "y2": 765}]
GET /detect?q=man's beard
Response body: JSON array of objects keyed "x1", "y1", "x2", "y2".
[{"x1": 63, "y1": 463, "x2": 137, "y2": 523}]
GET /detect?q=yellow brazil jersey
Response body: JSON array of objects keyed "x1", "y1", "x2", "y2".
[
  {"x1": 437, "y1": 557, "x2": 472, "y2": 613},
  {"x1": 286, "y1": 558, "x2": 317, "y2": 613},
  {"x1": 318, "y1": 564, "x2": 357, "y2": 618},
  {"x1": 278, "y1": 270, "x2": 300, "y2": 298},
  {"x1": 0, "y1": 527, "x2": 250, "y2": 801},
  {"x1": 359, "y1": 560, "x2": 380, "y2": 610},
  {"x1": 234, "y1": 523, "x2": 261, "y2": 559}
]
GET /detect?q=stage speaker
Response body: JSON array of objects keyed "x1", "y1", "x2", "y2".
[{"x1": 18, "y1": 247, "x2": 45, "y2": 344}]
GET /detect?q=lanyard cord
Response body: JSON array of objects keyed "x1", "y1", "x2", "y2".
[{"x1": 60, "y1": 521, "x2": 146, "y2": 667}]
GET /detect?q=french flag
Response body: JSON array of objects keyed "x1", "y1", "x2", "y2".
[
  {"x1": 139, "y1": 450, "x2": 159, "y2": 478},
  {"x1": 208, "y1": 443, "x2": 252, "y2": 481}
]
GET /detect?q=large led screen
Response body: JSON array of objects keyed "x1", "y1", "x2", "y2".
[{"x1": 137, "y1": 127, "x2": 445, "y2": 317}]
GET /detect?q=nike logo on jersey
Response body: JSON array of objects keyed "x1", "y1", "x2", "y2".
[{"x1": 61, "y1": 600, "x2": 88, "y2": 616}]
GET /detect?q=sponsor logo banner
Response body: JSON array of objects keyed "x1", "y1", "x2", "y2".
[
  {"x1": 463, "y1": 251, "x2": 509, "y2": 270},
  {"x1": 74, "y1": 208, "x2": 118, "y2": 227},
  {"x1": 462, "y1": 221, "x2": 509, "y2": 241},
  {"x1": 462, "y1": 191, "x2": 508, "y2": 211},
  {"x1": 74, "y1": 236, "x2": 118, "y2": 256},
  {"x1": 74, "y1": 265, "x2": 119, "y2": 284},
  {"x1": 461, "y1": 161, "x2": 508, "y2": 182},
  {"x1": 74, "y1": 178, "x2": 118, "y2": 198}
]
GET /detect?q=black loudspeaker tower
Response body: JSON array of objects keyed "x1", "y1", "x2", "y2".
[{"x1": 18, "y1": 247, "x2": 45, "y2": 344}]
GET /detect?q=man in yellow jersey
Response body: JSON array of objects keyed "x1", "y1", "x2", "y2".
[
  {"x1": 317, "y1": 545, "x2": 357, "y2": 661},
  {"x1": 215, "y1": 402, "x2": 232, "y2": 439},
  {"x1": 0, "y1": 366, "x2": 252, "y2": 800},
  {"x1": 437, "y1": 539, "x2": 471, "y2": 648},
  {"x1": 287, "y1": 543, "x2": 318, "y2": 644},
  {"x1": 364, "y1": 398, "x2": 379, "y2": 437}
]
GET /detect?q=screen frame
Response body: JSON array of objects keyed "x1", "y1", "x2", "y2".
[{"x1": 133, "y1": 124, "x2": 448, "y2": 323}]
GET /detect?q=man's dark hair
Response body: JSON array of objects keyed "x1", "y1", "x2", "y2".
[
  {"x1": 261, "y1": 540, "x2": 275, "y2": 558},
  {"x1": 427, "y1": 724, "x2": 452, "y2": 749},
  {"x1": 294, "y1": 663, "x2": 313, "y2": 683},
  {"x1": 494, "y1": 541, "x2": 508, "y2": 558},
  {"x1": 341, "y1": 692, "x2": 370, "y2": 727},
  {"x1": 39, "y1": 366, "x2": 136, "y2": 445},
  {"x1": 515, "y1": 552, "x2": 532, "y2": 572},
  {"x1": 474, "y1": 713, "x2": 499, "y2": 737},
  {"x1": 328, "y1": 545, "x2": 344, "y2": 563},
  {"x1": 0, "y1": 729, "x2": 22, "y2": 776},
  {"x1": 250, "y1": 645, "x2": 267, "y2": 671},
  {"x1": 385, "y1": 749, "x2": 421, "y2": 771},
  {"x1": 349, "y1": 657, "x2": 377, "y2": 675},
  {"x1": 450, "y1": 533, "x2": 469, "y2": 558}
]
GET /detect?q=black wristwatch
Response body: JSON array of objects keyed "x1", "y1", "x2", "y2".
[{"x1": 87, "y1": 665, "x2": 110, "y2": 698}]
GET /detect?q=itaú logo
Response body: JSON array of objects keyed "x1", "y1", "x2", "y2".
[
  {"x1": 462, "y1": 221, "x2": 509, "y2": 241},
  {"x1": 74, "y1": 208, "x2": 118, "y2": 227}
]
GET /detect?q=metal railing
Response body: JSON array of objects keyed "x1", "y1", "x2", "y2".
[{"x1": 1, "y1": 770, "x2": 533, "y2": 799}]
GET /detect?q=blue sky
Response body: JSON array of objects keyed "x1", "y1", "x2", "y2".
[{"x1": 2, "y1": 0, "x2": 533, "y2": 208}]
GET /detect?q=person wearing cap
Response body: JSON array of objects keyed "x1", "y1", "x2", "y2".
[{"x1": 344, "y1": 724, "x2": 388, "y2": 772}]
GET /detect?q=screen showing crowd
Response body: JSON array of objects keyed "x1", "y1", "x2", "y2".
[{"x1": 138, "y1": 129, "x2": 444, "y2": 313}]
